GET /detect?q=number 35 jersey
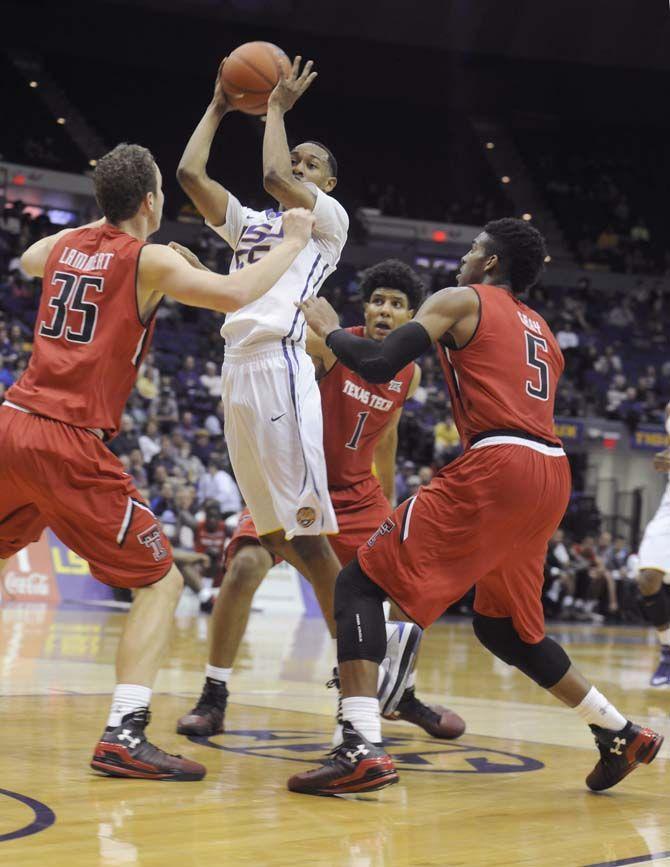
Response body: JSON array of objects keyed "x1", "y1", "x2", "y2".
[
  {"x1": 7, "y1": 224, "x2": 155, "y2": 439},
  {"x1": 319, "y1": 326, "x2": 416, "y2": 489},
  {"x1": 437, "y1": 283, "x2": 564, "y2": 448}
]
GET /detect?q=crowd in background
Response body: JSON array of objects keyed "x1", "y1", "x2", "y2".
[{"x1": 1, "y1": 199, "x2": 666, "y2": 620}]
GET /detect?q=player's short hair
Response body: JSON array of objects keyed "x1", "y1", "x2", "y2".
[
  {"x1": 482, "y1": 218, "x2": 547, "y2": 293},
  {"x1": 359, "y1": 259, "x2": 425, "y2": 311},
  {"x1": 302, "y1": 140, "x2": 338, "y2": 177},
  {"x1": 94, "y1": 143, "x2": 157, "y2": 224}
]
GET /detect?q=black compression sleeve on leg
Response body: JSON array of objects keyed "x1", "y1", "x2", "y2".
[
  {"x1": 335, "y1": 559, "x2": 387, "y2": 664},
  {"x1": 473, "y1": 615, "x2": 571, "y2": 689},
  {"x1": 640, "y1": 589, "x2": 670, "y2": 628},
  {"x1": 325, "y1": 322, "x2": 432, "y2": 383}
]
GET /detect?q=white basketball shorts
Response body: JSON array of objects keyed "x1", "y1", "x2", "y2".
[
  {"x1": 639, "y1": 484, "x2": 670, "y2": 576},
  {"x1": 220, "y1": 341, "x2": 337, "y2": 539}
]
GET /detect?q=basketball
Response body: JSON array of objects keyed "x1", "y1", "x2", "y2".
[{"x1": 220, "y1": 42, "x2": 291, "y2": 115}]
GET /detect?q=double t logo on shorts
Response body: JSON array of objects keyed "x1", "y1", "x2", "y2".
[{"x1": 137, "y1": 525, "x2": 168, "y2": 562}]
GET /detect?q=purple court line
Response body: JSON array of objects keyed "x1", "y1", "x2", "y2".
[{"x1": 0, "y1": 789, "x2": 56, "y2": 842}]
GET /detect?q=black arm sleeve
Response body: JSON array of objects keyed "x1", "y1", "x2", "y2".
[{"x1": 325, "y1": 321, "x2": 432, "y2": 382}]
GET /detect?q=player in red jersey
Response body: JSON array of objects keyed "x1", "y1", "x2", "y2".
[
  {"x1": 289, "y1": 218, "x2": 664, "y2": 796},
  {"x1": 0, "y1": 142, "x2": 315, "y2": 781},
  {"x1": 176, "y1": 261, "x2": 465, "y2": 741}
]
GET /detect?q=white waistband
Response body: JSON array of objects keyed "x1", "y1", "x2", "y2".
[
  {"x1": 2, "y1": 400, "x2": 104, "y2": 440},
  {"x1": 470, "y1": 434, "x2": 566, "y2": 457},
  {"x1": 223, "y1": 341, "x2": 305, "y2": 363}
]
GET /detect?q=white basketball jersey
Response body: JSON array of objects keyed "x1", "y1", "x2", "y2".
[{"x1": 208, "y1": 184, "x2": 348, "y2": 350}]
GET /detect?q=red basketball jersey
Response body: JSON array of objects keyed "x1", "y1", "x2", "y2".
[
  {"x1": 437, "y1": 284, "x2": 563, "y2": 447},
  {"x1": 320, "y1": 326, "x2": 416, "y2": 488},
  {"x1": 7, "y1": 224, "x2": 156, "y2": 439}
]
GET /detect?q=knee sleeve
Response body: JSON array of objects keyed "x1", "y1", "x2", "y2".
[
  {"x1": 334, "y1": 559, "x2": 387, "y2": 664},
  {"x1": 640, "y1": 588, "x2": 670, "y2": 628},
  {"x1": 473, "y1": 614, "x2": 571, "y2": 689}
]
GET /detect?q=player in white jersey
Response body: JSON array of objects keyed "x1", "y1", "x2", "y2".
[
  {"x1": 176, "y1": 59, "x2": 419, "y2": 709},
  {"x1": 636, "y1": 402, "x2": 670, "y2": 685}
]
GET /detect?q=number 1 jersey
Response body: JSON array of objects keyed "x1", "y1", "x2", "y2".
[
  {"x1": 437, "y1": 283, "x2": 564, "y2": 447},
  {"x1": 319, "y1": 326, "x2": 416, "y2": 489},
  {"x1": 7, "y1": 224, "x2": 156, "y2": 439}
]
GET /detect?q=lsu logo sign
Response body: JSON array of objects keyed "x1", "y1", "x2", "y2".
[{"x1": 189, "y1": 729, "x2": 544, "y2": 775}]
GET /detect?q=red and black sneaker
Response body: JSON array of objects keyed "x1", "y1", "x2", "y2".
[
  {"x1": 287, "y1": 722, "x2": 398, "y2": 796},
  {"x1": 384, "y1": 686, "x2": 466, "y2": 739},
  {"x1": 91, "y1": 709, "x2": 206, "y2": 781},
  {"x1": 586, "y1": 721, "x2": 664, "y2": 792},
  {"x1": 176, "y1": 678, "x2": 228, "y2": 736}
]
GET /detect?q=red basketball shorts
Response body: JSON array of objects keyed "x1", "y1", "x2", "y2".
[
  {"x1": 223, "y1": 477, "x2": 392, "y2": 571},
  {"x1": 358, "y1": 442, "x2": 572, "y2": 644},
  {"x1": 0, "y1": 406, "x2": 173, "y2": 589},
  {"x1": 328, "y1": 476, "x2": 392, "y2": 566}
]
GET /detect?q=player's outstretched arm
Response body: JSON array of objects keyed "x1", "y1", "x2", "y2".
[
  {"x1": 263, "y1": 56, "x2": 318, "y2": 210},
  {"x1": 298, "y1": 288, "x2": 480, "y2": 382},
  {"x1": 21, "y1": 218, "x2": 106, "y2": 277},
  {"x1": 140, "y1": 208, "x2": 314, "y2": 313},
  {"x1": 176, "y1": 60, "x2": 237, "y2": 226}
]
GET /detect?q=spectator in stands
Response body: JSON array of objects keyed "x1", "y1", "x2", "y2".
[
  {"x1": 192, "y1": 428, "x2": 215, "y2": 465},
  {"x1": 200, "y1": 361, "x2": 221, "y2": 398},
  {"x1": 151, "y1": 481, "x2": 176, "y2": 518},
  {"x1": 176, "y1": 355, "x2": 201, "y2": 401},
  {"x1": 153, "y1": 381, "x2": 180, "y2": 431},
  {"x1": 136, "y1": 359, "x2": 160, "y2": 401},
  {"x1": 172, "y1": 433, "x2": 205, "y2": 483},
  {"x1": 109, "y1": 414, "x2": 140, "y2": 458},
  {"x1": 138, "y1": 418, "x2": 162, "y2": 464},
  {"x1": 128, "y1": 448, "x2": 148, "y2": 488},
  {"x1": 544, "y1": 529, "x2": 577, "y2": 619},
  {"x1": 194, "y1": 502, "x2": 228, "y2": 588},
  {"x1": 556, "y1": 318, "x2": 580, "y2": 351},
  {"x1": 433, "y1": 413, "x2": 461, "y2": 464},
  {"x1": 196, "y1": 459, "x2": 241, "y2": 517},
  {"x1": 204, "y1": 401, "x2": 225, "y2": 437},
  {"x1": 606, "y1": 374, "x2": 628, "y2": 416},
  {"x1": 175, "y1": 410, "x2": 198, "y2": 442}
]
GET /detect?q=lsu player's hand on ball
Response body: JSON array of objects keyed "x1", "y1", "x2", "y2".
[{"x1": 282, "y1": 208, "x2": 315, "y2": 245}]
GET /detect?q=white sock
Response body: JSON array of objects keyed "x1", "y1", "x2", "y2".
[
  {"x1": 107, "y1": 684, "x2": 152, "y2": 728},
  {"x1": 342, "y1": 696, "x2": 381, "y2": 743},
  {"x1": 206, "y1": 664, "x2": 232, "y2": 684},
  {"x1": 657, "y1": 627, "x2": 670, "y2": 646},
  {"x1": 385, "y1": 622, "x2": 396, "y2": 641},
  {"x1": 574, "y1": 686, "x2": 627, "y2": 731},
  {"x1": 407, "y1": 670, "x2": 417, "y2": 690}
]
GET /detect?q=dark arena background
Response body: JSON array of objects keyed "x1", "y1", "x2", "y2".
[{"x1": 1, "y1": 1, "x2": 670, "y2": 865}]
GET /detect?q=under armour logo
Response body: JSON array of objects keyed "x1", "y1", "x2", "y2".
[
  {"x1": 345, "y1": 744, "x2": 370, "y2": 762},
  {"x1": 118, "y1": 729, "x2": 141, "y2": 749},
  {"x1": 388, "y1": 380, "x2": 403, "y2": 393},
  {"x1": 610, "y1": 736, "x2": 626, "y2": 756}
]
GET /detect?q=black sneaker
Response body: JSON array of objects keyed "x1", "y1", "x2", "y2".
[
  {"x1": 384, "y1": 686, "x2": 466, "y2": 739},
  {"x1": 650, "y1": 645, "x2": 670, "y2": 687},
  {"x1": 91, "y1": 709, "x2": 206, "y2": 781},
  {"x1": 176, "y1": 678, "x2": 228, "y2": 736},
  {"x1": 287, "y1": 722, "x2": 398, "y2": 796},
  {"x1": 586, "y1": 721, "x2": 664, "y2": 791}
]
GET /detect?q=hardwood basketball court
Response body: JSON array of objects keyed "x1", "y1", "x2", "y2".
[{"x1": 1, "y1": 602, "x2": 669, "y2": 866}]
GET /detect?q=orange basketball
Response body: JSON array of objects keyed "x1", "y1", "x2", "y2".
[{"x1": 220, "y1": 42, "x2": 291, "y2": 116}]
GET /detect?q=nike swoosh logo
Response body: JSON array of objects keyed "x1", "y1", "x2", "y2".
[{"x1": 271, "y1": 413, "x2": 286, "y2": 422}]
